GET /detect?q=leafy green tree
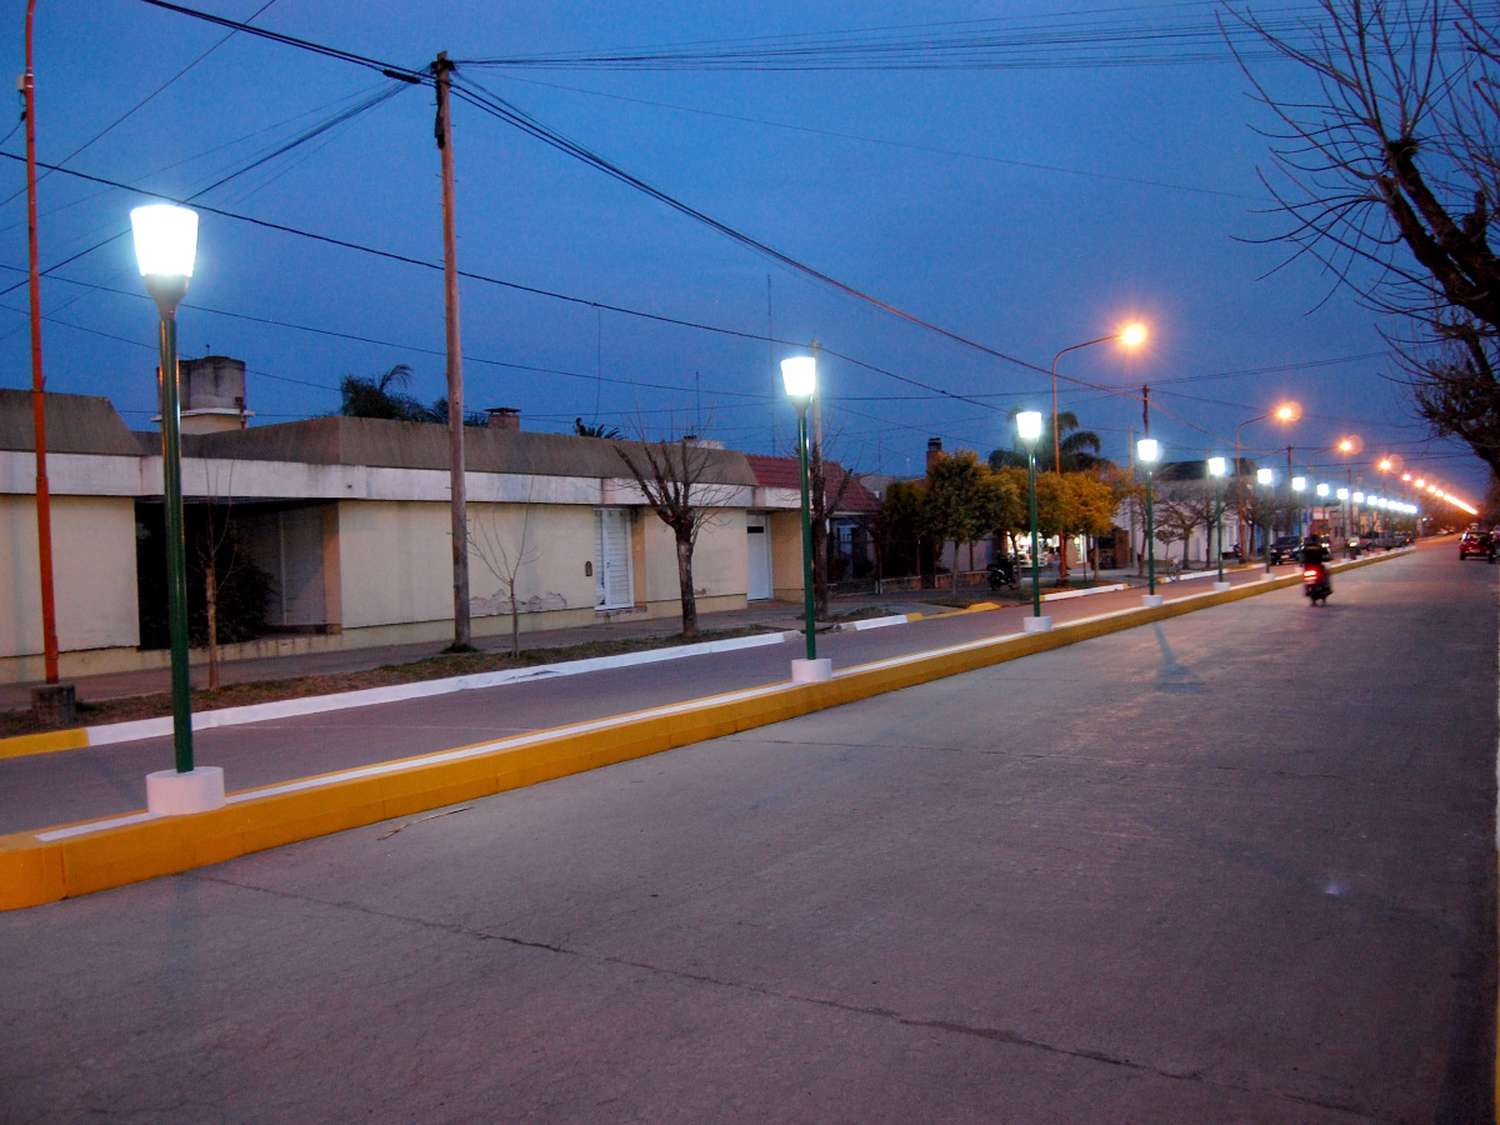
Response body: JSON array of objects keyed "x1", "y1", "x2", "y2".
[
  {"x1": 926, "y1": 450, "x2": 996, "y2": 592},
  {"x1": 876, "y1": 478, "x2": 928, "y2": 579},
  {"x1": 1062, "y1": 473, "x2": 1118, "y2": 574}
]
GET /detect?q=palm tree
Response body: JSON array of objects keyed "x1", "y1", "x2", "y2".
[
  {"x1": 575, "y1": 417, "x2": 623, "y2": 439},
  {"x1": 989, "y1": 409, "x2": 1103, "y2": 473},
  {"x1": 338, "y1": 364, "x2": 427, "y2": 421}
]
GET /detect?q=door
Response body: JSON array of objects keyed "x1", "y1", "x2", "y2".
[
  {"x1": 746, "y1": 514, "x2": 772, "y2": 601},
  {"x1": 594, "y1": 508, "x2": 634, "y2": 609}
]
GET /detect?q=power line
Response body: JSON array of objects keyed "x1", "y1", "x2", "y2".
[
  {"x1": 1, "y1": 0, "x2": 284, "y2": 211},
  {"x1": 0, "y1": 85, "x2": 412, "y2": 299},
  {"x1": 0, "y1": 153, "x2": 1036, "y2": 412},
  {"x1": 136, "y1": 0, "x2": 429, "y2": 83},
  {"x1": 481, "y1": 72, "x2": 1256, "y2": 202}
]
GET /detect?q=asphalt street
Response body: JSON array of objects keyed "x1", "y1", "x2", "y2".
[
  {"x1": 4, "y1": 559, "x2": 1308, "y2": 835},
  {"x1": 0, "y1": 541, "x2": 1493, "y2": 1123}
]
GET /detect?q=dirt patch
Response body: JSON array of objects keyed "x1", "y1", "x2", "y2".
[{"x1": 0, "y1": 626, "x2": 779, "y2": 738}]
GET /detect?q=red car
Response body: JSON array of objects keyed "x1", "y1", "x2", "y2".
[{"x1": 1459, "y1": 529, "x2": 1494, "y2": 560}]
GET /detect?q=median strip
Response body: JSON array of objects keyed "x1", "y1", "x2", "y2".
[
  {"x1": 0, "y1": 547, "x2": 1411, "y2": 910},
  {"x1": 0, "y1": 629, "x2": 796, "y2": 758}
]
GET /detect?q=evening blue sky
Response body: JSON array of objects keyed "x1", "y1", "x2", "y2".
[{"x1": 0, "y1": 1, "x2": 1478, "y2": 498}]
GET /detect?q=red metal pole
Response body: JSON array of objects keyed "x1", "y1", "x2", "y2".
[{"x1": 25, "y1": 0, "x2": 60, "y2": 684}]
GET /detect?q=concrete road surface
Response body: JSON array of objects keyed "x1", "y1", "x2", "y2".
[{"x1": 0, "y1": 546, "x2": 1493, "y2": 1122}]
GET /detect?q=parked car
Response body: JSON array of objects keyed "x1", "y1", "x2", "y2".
[
  {"x1": 1268, "y1": 535, "x2": 1304, "y2": 565},
  {"x1": 1459, "y1": 529, "x2": 1494, "y2": 560}
]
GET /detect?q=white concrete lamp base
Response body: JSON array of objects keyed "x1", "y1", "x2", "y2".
[
  {"x1": 1141, "y1": 594, "x2": 1165, "y2": 608},
  {"x1": 147, "y1": 766, "x2": 226, "y2": 816},
  {"x1": 1022, "y1": 615, "x2": 1052, "y2": 633},
  {"x1": 791, "y1": 658, "x2": 833, "y2": 684},
  {"x1": 1261, "y1": 572, "x2": 1277, "y2": 581},
  {"x1": 1212, "y1": 581, "x2": 1232, "y2": 593}
]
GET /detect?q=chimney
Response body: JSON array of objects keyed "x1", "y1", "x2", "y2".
[
  {"x1": 485, "y1": 407, "x2": 520, "y2": 431},
  {"x1": 926, "y1": 436, "x2": 943, "y2": 473}
]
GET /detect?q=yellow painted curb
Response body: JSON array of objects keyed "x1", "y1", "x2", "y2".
[
  {"x1": 0, "y1": 548, "x2": 1410, "y2": 910},
  {"x1": 0, "y1": 728, "x2": 89, "y2": 760}
]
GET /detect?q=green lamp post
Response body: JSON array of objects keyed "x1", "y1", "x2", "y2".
[
  {"x1": 1016, "y1": 411, "x2": 1050, "y2": 632},
  {"x1": 132, "y1": 204, "x2": 224, "y2": 815},
  {"x1": 1208, "y1": 455, "x2": 1229, "y2": 590},
  {"x1": 782, "y1": 355, "x2": 830, "y2": 683},
  {"x1": 1138, "y1": 437, "x2": 1161, "y2": 605}
]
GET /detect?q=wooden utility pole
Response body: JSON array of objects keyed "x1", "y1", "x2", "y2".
[
  {"x1": 434, "y1": 52, "x2": 471, "y2": 649},
  {"x1": 25, "y1": 0, "x2": 61, "y2": 688}
]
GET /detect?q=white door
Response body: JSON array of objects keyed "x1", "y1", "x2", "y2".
[
  {"x1": 594, "y1": 508, "x2": 634, "y2": 609},
  {"x1": 746, "y1": 514, "x2": 772, "y2": 601}
]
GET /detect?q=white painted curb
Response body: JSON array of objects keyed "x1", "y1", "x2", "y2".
[
  {"x1": 842, "y1": 614, "x2": 911, "y2": 632},
  {"x1": 1043, "y1": 583, "x2": 1128, "y2": 602},
  {"x1": 84, "y1": 630, "x2": 796, "y2": 749}
]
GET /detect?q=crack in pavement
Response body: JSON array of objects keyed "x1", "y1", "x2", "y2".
[{"x1": 186, "y1": 871, "x2": 1382, "y2": 1122}]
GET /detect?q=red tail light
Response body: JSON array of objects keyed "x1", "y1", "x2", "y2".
[{"x1": 1303, "y1": 569, "x2": 1319, "y2": 578}]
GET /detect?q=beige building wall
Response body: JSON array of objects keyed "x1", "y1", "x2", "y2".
[
  {"x1": 467, "y1": 502, "x2": 597, "y2": 622},
  {"x1": 335, "y1": 500, "x2": 456, "y2": 630},
  {"x1": 770, "y1": 509, "x2": 805, "y2": 600},
  {"x1": 640, "y1": 509, "x2": 749, "y2": 611},
  {"x1": 0, "y1": 494, "x2": 139, "y2": 660}
]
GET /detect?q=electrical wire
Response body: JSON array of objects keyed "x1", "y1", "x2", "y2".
[
  {"x1": 1, "y1": 0, "x2": 284, "y2": 211},
  {"x1": 0, "y1": 84, "x2": 413, "y2": 299},
  {"x1": 481, "y1": 72, "x2": 1256, "y2": 202}
]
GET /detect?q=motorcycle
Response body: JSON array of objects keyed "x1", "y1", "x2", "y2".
[
  {"x1": 1303, "y1": 562, "x2": 1332, "y2": 605},
  {"x1": 986, "y1": 556, "x2": 1020, "y2": 591}
]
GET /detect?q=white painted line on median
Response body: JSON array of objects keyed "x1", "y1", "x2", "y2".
[
  {"x1": 81, "y1": 630, "x2": 797, "y2": 749},
  {"x1": 1043, "y1": 583, "x2": 1128, "y2": 602},
  {"x1": 843, "y1": 614, "x2": 910, "y2": 631}
]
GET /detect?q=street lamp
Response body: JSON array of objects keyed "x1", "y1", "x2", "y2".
[
  {"x1": 1138, "y1": 437, "x2": 1162, "y2": 605},
  {"x1": 1045, "y1": 323, "x2": 1147, "y2": 578},
  {"x1": 782, "y1": 355, "x2": 830, "y2": 683},
  {"x1": 131, "y1": 204, "x2": 222, "y2": 815},
  {"x1": 1016, "y1": 411, "x2": 1049, "y2": 632},
  {"x1": 1257, "y1": 466, "x2": 1275, "y2": 574},
  {"x1": 1208, "y1": 456, "x2": 1230, "y2": 590},
  {"x1": 1049, "y1": 323, "x2": 1148, "y2": 474}
]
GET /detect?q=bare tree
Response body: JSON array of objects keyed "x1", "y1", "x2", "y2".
[
  {"x1": 195, "y1": 461, "x2": 237, "y2": 692},
  {"x1": 469, "y1": 495, "x2": 541, "y2": 658},
  {"x1": 1231, "y1": 0, "x2": 1500, "y2": 468},
  {"x1": 616, "y1": 433, "x2": 740, "y2": 638}
]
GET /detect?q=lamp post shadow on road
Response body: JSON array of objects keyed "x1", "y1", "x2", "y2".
[
  {"x1": 132, "y1": 204, "x2": 224, "y2": 817},
  {"x1": 782, "y1": 354, "x2": 830, "y2": 684}
]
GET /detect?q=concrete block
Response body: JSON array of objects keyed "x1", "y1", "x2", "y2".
[{"x1": 146, "y1": 767, "x2": 226, "y2": 816}]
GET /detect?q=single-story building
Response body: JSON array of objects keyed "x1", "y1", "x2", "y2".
[{"x1": 0, "y1": 380, "x2": 824, "y2": 684}]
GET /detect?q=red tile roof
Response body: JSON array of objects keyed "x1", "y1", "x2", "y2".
[{"x1": 745, "y1": 454, "x2": 880, "y2": 514}]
